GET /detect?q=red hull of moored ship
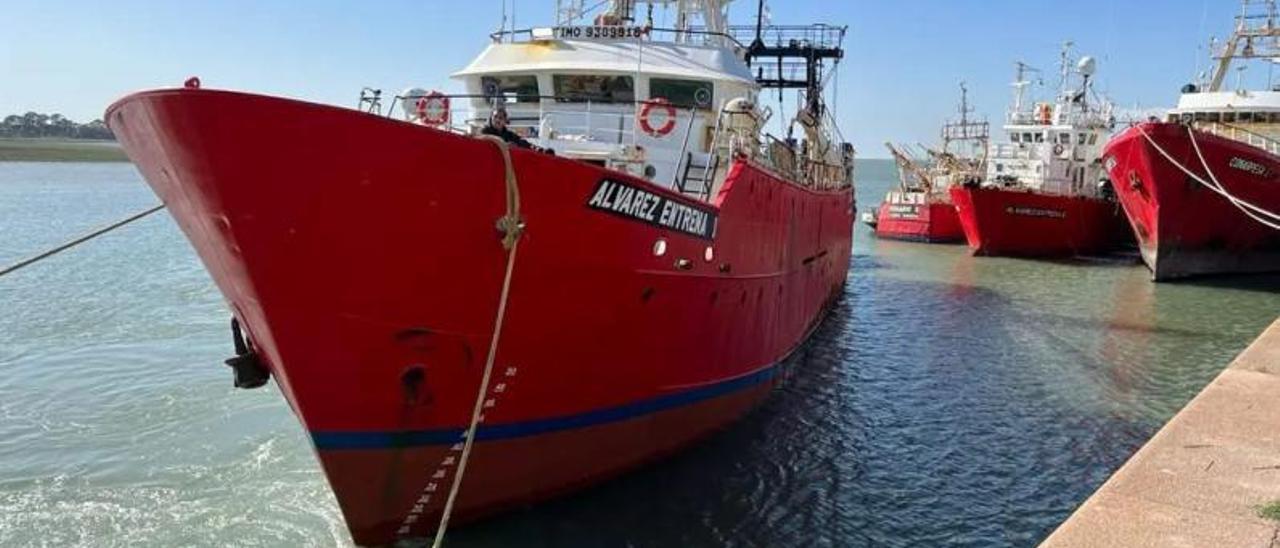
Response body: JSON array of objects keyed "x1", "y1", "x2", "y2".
[
  {"x1": 874, "y1": 196, "x2": 964, "y2": 243},
  {"x1": 949, "y1": 186, "x2": 1130, "y2": 257},
  {"x1": 1104, "y1": 122, "x2": 1280, "y2": 280},
  {"x1": 106, "y1": 89, "x2": 853, "y2": 545}
]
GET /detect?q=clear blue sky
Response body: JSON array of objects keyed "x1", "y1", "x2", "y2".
[{"x1": 0, "y1": 0, "x2": 1244, "y2": 157}]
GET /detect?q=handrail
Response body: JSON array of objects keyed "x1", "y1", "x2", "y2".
[
  {"x1": 386, "y1": 93, "x2": 715, "y2": 115},
  {"x1": 488, "y1": 26, "x2": 745, "y2": 49}
]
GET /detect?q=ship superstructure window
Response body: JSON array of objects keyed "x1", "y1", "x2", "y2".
[
  {"x1": 1022, "y1": 132, "x2": 1033, "y2": 143},
  {"x1": 1088, "y1": 134, "x2": 1098, "y2": 145},
  {"x1": 1034, "y1": 132, "x2": 1045, "y2": 143},
  {"x1": 1208, "y1": 112, "x2": 1222, "y2": 123},
  {"x1": 1077, "y1": 133, "x2": 1087, "y2": 145},
  {"x1": 1223, "y1": 112, "x2": 1236, "y2": 123},
  {"x1": 1240, "y1": 112, "x2": 1254, "y2": 123},
  {"x1": 1011, "y1": 133, "x2": 1021, "y2": 143},
  {"x1": 650, "y1": 78, "x2": 714, "y2": 109},
  {"x1": 1057, "y1": 133, "x2": 1070, "y2": 145},
  {"x1": 480, "y1": 74, "x2": 540, "y2": 103},
  {"x1": 553, "y1": 74, "x2": 635, "y2": 104}
]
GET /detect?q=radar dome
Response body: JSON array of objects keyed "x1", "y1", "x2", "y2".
[{"x1": 1077, "y1": 56, "x2": 1097, "y2": 77}]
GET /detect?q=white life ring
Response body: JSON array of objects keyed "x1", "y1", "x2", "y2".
[{"x1": 414, "y1": 91, "x2": 450, "y2": 126}]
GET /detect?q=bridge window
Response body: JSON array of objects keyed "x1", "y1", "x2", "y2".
[
  {"x1": 1034, "y1": 132, "x2": 1045, "y2": 143},
  {"x1": 1240, "y1": 112, "x2": 1254, "y2": 123},
  {"x1": 1057, "y1": 133, "x2": 1070, "y2": 144},
  {"x1": 1077, "y1": 133, "x2": 1087, "y2": 145},
  {"x1": 480, "y1": 74, "x2": 540, "y2": 103},
  {"x1": 1022, "y1": 132, "x2": 1033, "y2": 143},
  {"x1": 1088, "y1": 134, "x2": 1098, "y2": 145},
  {"x1": 1223, "y1": 112, "x2": 1236, "y2": 123},
  {"x1": 1207, "y1": 112, "x2": 1221, "y2": 123},
  {"x1": 553, "y1": 74, "x2": 635, "y2": 104},
  {"x1": 1194, "y1": 112, "x2": 1207, "y2": 122},
  {"x1": 1011, "y1": 133, "x2": 1021, "y2": 143},
  {"x1": 650, "y1": 78, "x2": 714, "y2": 109}
]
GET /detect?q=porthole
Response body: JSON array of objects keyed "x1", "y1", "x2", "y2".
[{"x1": 653, "y1": 239, "x2": 667, "y2": 256}]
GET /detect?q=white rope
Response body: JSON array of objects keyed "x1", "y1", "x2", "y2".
[
  {"x1": 430, "y1": 135, "x2": 524, "y2": 548},
  {"x1": 1185, "y1": 125, "x2": 1280, "y2": 229},
  {"x1": 1132, "y1": 124, "x2": 1280, "y2": 231}
]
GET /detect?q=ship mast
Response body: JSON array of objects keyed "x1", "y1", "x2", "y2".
[
  {"x1": 1011, "y1": 61, "x2": 1039, "y2": 118},
  {"x1": 941, "y1": 82, "x2": 989, "y2": 156},
  {"x1": 1207, "y1": 0, "x2": 1280, "y2": 91}
]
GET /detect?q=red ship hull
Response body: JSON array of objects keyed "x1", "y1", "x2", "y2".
[
  {"x1": 105, "y1": 89, "x2": 853, "y2": 545},
  {"x1": 873, "y1": 192, "x2": 964, "y2": 243},
  {"x1": 949, "y1": 186, "x2": 1129, "y2": 257},
  {"x1": 1104, "y1": 122, "x2": 1280, "y2": 280}
]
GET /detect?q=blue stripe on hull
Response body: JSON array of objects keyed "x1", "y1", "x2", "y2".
[{"x1": 310, "y1": 365, "x2": 778, "y2": 450}]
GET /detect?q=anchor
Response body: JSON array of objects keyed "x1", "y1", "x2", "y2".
[{"x1": 225, "y1": 317, "x2": 269, "y2": 389}]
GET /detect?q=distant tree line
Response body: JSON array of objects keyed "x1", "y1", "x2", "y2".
[{"x1": 0, "y1": 112, "x2": 114, "y2": 140}]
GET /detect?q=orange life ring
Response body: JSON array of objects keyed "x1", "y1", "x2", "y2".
[
  {"x1": 414, "y1": 91, "x2": 450, "y2": 125},
  {"x1": 1037, "y1": 103, "x2": 1052, "y2": 124},
  {"x1": 638, "y1": 98, "x2": 677, "y2": 137}
]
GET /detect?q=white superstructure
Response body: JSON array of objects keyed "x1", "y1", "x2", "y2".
[
  {"x1": 379, "y1": 0, "x2": 850, "y2": 197},
  {"x1": 1165, "y1": 0, "x2": 1280, "y2": 155},
  {"x1": 983, "y1": 43, "x2": 1115, "y2": 199}
]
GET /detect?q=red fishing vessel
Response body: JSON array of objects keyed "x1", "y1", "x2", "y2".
[
  {"x1": 872, "y1": 84, "x2": 986, "y2": 243},
  {"x1": 1103, "y1": 0, "x2": 1280, "y2": 280},
  {"x1": 106, "y1": 2, "x2": 854, "y2": 546},
  {"x1": 951, "y1": 44, "x2": 1130, "y2": 257}
]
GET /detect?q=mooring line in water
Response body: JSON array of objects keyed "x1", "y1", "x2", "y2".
[{"x1": 0, "y1": 204, "x2": 166, "y2": 279}]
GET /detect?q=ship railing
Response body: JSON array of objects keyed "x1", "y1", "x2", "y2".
[
  {"x1": 489, "y1": 26, "x2": 744, "y2": 49},
  {"x1": 1195, "y1": 121, "x2": 1280, "y2": 156},
  {"x1": 376, "y1": 92, "x2": 730, "y2": 195},
  {"x1": 989, "y1": 143, "x2": 1041, "y2": 160},
  {"x1": 723, "y1": 24, "x2": 846, "y2": 51},
  {"x1": 760, "y1": 134, "x2": 851, "y2": 191},
  {"x1": 380, "y1": 93, "x2": 710, "y2": 146}
]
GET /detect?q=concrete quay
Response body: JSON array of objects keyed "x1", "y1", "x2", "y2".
[{"x1": 1041, "y1": 318, "x2": 1280, "y2": 548}]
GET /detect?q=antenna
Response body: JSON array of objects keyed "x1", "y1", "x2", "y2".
[{"x1": 754, "y1": 0, "x2": 765, "y2": 45}]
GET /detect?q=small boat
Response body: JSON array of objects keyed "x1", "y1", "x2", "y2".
[
  {"x1": 860, "y1": 209, "x2": 879, "y2": 229},
  {"x1": 950, "y1": 44, "x2": 1131, "y2": 257},
  {"x1": 1103, "y1": 0, "x2": 1280, "y2": 280},
  {"x1": 106, "y1": 2, "x2": 854, "y2": 545},
  {"x1": 873, "y1": 84, "x2": 986, "y2": 243}
]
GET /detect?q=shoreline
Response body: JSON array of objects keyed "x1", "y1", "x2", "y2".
[
  {"x1": 0, "y1": 138, "x2": 129, "y2": 162},
  {"x1": 1041, "y1": 317, "x2": 1280, "y2": 547}
]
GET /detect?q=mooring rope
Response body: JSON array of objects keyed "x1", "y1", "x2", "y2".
[
  {"x1": 1186, "y1": 124, "x2": 1280, "y2": 230},
  {"x1": 0, "y1": 204, "x2": 166, "y2": 279},
  {"x1": 1132, "y1": 124, "x2": 1280, "y2": 231},
  {"x1": 430, "y1": 135, "x2": 524, "y2": 548}
]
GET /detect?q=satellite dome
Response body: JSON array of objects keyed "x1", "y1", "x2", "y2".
[{"x1": 1077, "y1": 56, "x2": 1097, "y2": 77}]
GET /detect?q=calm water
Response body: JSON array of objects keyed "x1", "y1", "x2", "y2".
[{"x1": 1, "y1": 160, "x2": 1277, "y2": 547}]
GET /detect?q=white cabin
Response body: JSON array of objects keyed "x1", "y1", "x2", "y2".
[
  {"x1": 984, "y1": 48, "x2": 1114, "y2": 199},
  {"x1": 450, "y1": 35, "x2": 759, "y2": 186}
]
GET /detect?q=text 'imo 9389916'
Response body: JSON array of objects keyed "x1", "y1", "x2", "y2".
[{"x1": 104, "y1": 0, "x2": 854, "y2": 545}]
